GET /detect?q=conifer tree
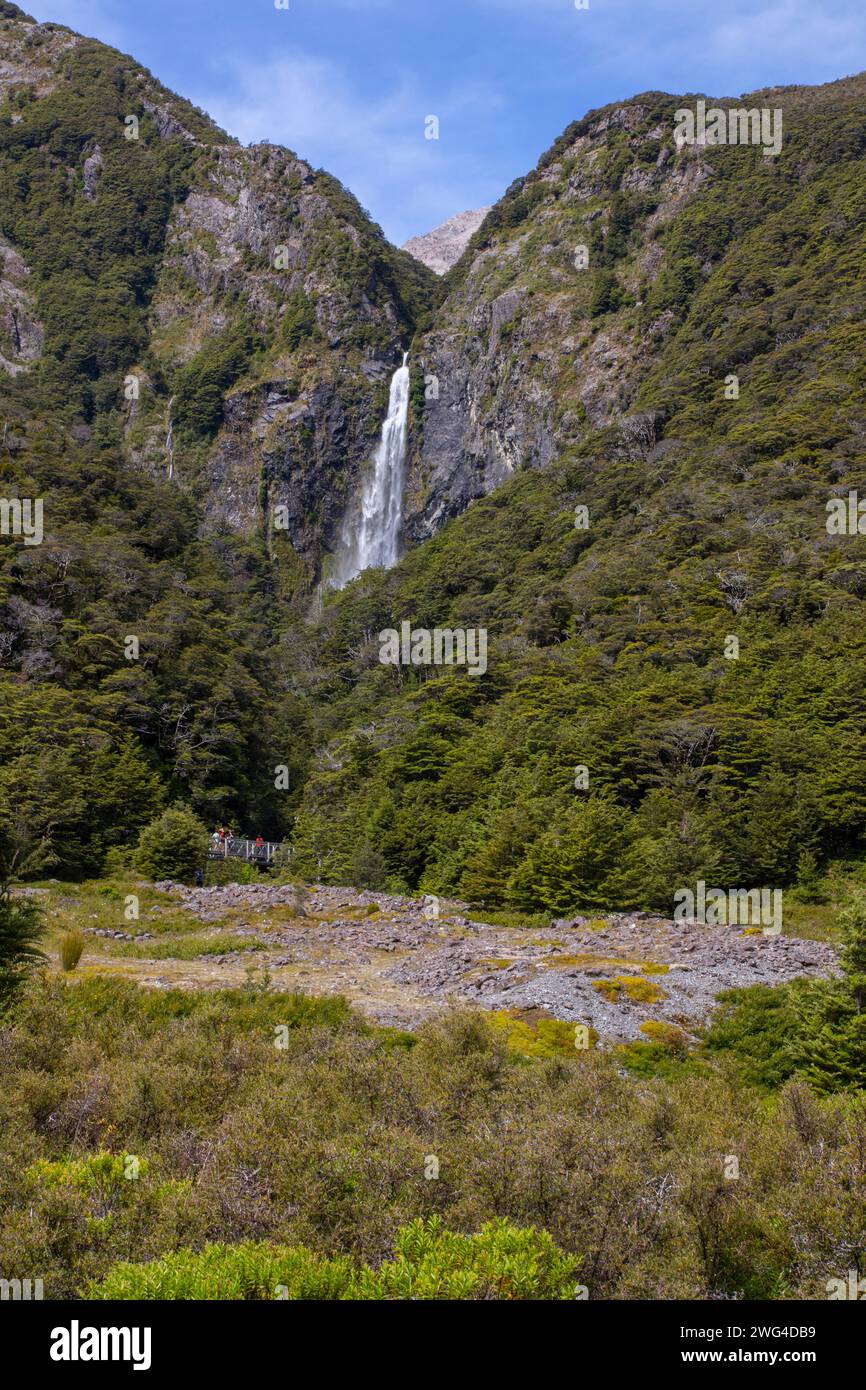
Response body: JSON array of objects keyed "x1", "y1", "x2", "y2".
[
  {"x1": 792, "y1": 896, "x2": 866, "y2": 1092},
  {"x1": 0, "y1": 819, "x2": 46, "y2": 1010}
]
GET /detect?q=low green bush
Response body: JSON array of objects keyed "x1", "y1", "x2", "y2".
[
  {"x1": 701, "y1": 983, "x2": 799, "y2": 1090},
  {"x1": 89, "y1": 1217, "x2": 579, "y2": 1300},
  {"x1": 0, "y1": 885, "x2": 44, "y2": 1008}
]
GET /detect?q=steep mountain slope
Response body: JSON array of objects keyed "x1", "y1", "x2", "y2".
[
  {"x1": 290, "y1": 75, "x2": 866, "y2": 911},
  {"x1": 0, "y1": 2, "x2": 435, "y2": 569},
  {"x1": 404, "y1": 78, "x2": 866, "y2": 539},
  {"x1": 3, "y1": 0, "x2": 866, "y2": 916},
  {"x1": 0, "y1": 2, "x2": 434, "y2": 872}
]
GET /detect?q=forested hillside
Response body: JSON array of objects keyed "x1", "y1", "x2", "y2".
[
  {"x1": 2, "y1": 2, "x2": 866, "y2": 919},
  {"x1": 3, "y1": 2, "x2": 866, "y2": 1318},
  {"x1": 0, "y1": 2, "x2": 433, "y2": 875},
  {"x1": 294, "y1": 75, "x2": 866, "y2": 910}
]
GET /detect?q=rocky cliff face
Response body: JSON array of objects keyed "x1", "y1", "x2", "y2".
[
  {"x1": 0, "y1": 2, "x2": 435, "y2": 580},
  {"x1": 128, "y1": 138, "x2": 432, "y2": 574},
  {"x1": 4, "y1": 0, "x2": 866, "y2": 593},
  {"x1": 402, "y1": 208, "x2": 491, "y2": 275},
  {"x1": 403, "y1": 99, "x2": 711, "y2": 539},
  {"x1": 0, "y1": 234, "x2": 41, "y2": 373},
  {"x1": 403, "y1": 75, "x2": 866, "y2": 542}
]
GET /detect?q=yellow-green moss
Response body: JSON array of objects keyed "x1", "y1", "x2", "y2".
[
  {"x1": 488, "y1": 1011, "x2": 598, "y2": 1057},
  {"x1": 543, "y1": 954, "x2": 670, "y2": 974},
  {"x1": 640, "y1": 1020, "x2": 688, "y2": 1054},
  {"x1": 593, "y1": 975, "x2": 668, "y2": 1005}
]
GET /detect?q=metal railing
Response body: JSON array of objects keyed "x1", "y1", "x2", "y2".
[{"x1": 207, "y1": 837, "x2": 286, "y2": 865}]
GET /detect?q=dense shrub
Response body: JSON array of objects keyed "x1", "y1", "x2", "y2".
[
  {"x1": 92, "y1": 1240, "x2": 356, "y2": 1301},
  {"x1": 790, "y1": 896, "x2": 866, "y2": 1092},
  {"x1": 135, "y1": 806, "x2": 210, "y2": 883},
  {"x1": 277, "y1": 291, "x2": 319, "y2": 353},
  {"x1": 589, "y1": 269, "x2": 622, "y2": 316},
  {"x1": 173, "y1": 320, "x2": 257, "y2": 440},
  {"x1": 704, "y1": 899, "x2": 866, "y2": 1094},
  {"x1": 701, "y1": 983, "x2": 799, "y2": 1090},
  {"x1": 1, "y1": 975, "x2": 865, "y2": 1300}
]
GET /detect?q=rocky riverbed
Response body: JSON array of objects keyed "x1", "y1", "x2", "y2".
[{"x1": 136, "y1": 881, "x2": 840, "y2": 1041}]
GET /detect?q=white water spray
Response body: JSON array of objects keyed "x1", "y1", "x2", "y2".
[
  {"x1": 332, "y1": 353, "x2": 410, "y2": 588},
  {"x1": 165, "y1": 397, "x2": 174, "y2": 480}
]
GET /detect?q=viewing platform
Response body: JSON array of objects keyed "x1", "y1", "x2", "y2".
[{"x1": 207, "y1": 837, "x2": 287, "y2": 866}]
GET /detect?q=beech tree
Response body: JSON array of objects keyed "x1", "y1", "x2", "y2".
[{"x1": 135, "y1": 805, "x2": 210, "y2": 884}]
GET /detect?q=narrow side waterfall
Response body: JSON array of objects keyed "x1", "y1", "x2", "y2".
[
  {"x1": 165, "y1": 396, "x2": 174, "y2": 480},
  {"x1": 332, "y1": 353, "x2": 410, "y2": 588}
]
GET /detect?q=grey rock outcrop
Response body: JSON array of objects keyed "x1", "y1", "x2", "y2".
[
  {"x1": 0, "y1": 236, "x2": 42, "y2": 374},
  {"x1": 403, "y1": 207, "x2": 491, "y2": 275}
]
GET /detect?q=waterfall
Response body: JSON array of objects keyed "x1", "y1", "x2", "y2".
[
  {"x1": 332, "y1": 354, "x2": 410, "y2": 588},
  {"x1": 165, "y1": 397, "x2": 174, "y2": 481}
]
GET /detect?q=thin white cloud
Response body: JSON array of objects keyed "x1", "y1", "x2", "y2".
[
  {"x1": 471, "y1": 0, "x2": 866, "y2": 78},
  {"x1": 708, "y1": 0, "x2": 862, "y2": 68},
  {"x1": 189, "y1": 50, "x2": 506, "y2": 244},
  {"x1": 23, "y1": 0, "x2": 866, "y2": 244}
]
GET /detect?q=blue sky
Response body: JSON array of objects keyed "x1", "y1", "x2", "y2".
[{"x1": 25, "y1": 0, "x2": 866, "y2": 245}]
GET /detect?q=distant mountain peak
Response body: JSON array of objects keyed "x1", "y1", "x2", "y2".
[{"x1": 402, "y1": 208, "x2": 492, "y2": 275}]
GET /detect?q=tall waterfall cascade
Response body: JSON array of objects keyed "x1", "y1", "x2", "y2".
[{"x1": 331, "y1": 354, "x2": 410, "y2": 588}]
